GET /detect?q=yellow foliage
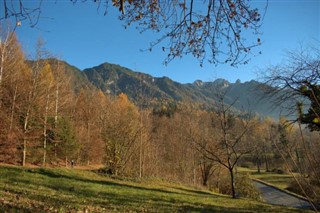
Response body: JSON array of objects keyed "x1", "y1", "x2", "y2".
[
  {"x1": 97, "y1": 90, "x2": 106, "y2": 99},
  {"x1": 313, "y1": 118, "x2": 319, "y2": 124},
  {"x1": 40, "y1": 62, "x2": 54, "y2": 85}
]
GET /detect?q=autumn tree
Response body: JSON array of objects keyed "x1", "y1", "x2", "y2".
[
  {"x1": 192, "y1": 93, "x2": 255, "y2": 198},
  {"x1": 179, "y1": 103, "x2": 217, "y2": 186},
  {"x1": 0, "y1": 30, "x2": 27, "y2": 163},
  {"x1": 1, "y1": 0, "x2": 265, "y2": 66},
  {"x1": 102, "y1": 93, "x2": 140, "y2": 175},
  {"x1": 0, "y1": 24, "x2": 12, "y2": 89},
  {"x1": 19, "y1": 40, "x2": 50, "y2": 166},
  {"x1": 73, "y1": 89, "x2": 105, "y2": 165},
  {"x1": 256, "y1": 117, "x2": 277, "y2": 172},
  {"x1": 38, "y1": 61, "x2": 55, "y2": 166},
  {"x1": 246, "y1": 118, "x2": 263, "y2": 172},
  {"x1": 247, "y1": 117, "x2": 282, "y2": 173}
]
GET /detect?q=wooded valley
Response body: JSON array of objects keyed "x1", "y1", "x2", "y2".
[{"x1": 0, "y1": 32, "x2": 319, "y2": 205}]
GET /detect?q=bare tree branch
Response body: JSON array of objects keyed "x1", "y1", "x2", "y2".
[{"x1": 1, "y1": 0, "x2": 266, "y2": 66}]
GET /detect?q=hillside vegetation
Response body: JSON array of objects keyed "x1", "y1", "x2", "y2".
[
  {"x1": 1, "y1": 32, "x2": 319, "y2": 211},
  {"x1": 0, "y1": 165, "x2": 309, "y2": 213}
]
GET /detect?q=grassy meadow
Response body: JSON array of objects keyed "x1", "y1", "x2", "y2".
[{"x1": 0, "y1": 165, "x2": 311, "y2": 213}]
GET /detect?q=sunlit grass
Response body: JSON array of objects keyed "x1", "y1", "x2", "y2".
[
  {"x1": 238, "y1": 167, "x2": 294, "y2": 190},
  {"x1": 250, "y1": 172, "x2": 294, "y2": 189},
  {"x1": 0, "y1": 165, "x2": 310, "y2": 212}
]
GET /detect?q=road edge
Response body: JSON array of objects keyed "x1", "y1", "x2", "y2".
[{"x1": 251, "y1": 178, "x2": 309, "y2": 202}]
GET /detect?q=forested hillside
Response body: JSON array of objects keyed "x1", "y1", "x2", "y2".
[
  {"x1": 1, "y1": 33, "x2": 319, "y2": 204},
  {"x1": 83, "y1": 62, "x2": 288, "y2": 118}
]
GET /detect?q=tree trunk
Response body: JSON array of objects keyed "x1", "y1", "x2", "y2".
[
  {"x1": 43, "y1": 92, "x2": 50, "y2": 166},
  {"x1": 0, "y1": 32, "x2": 9, "y2": 90},
  {"x1": 22, "y1": 108, "x2": 30, "y2": 167},
  {"x1": 203, "y1": 176, "x2": 208, "y2": 187},
  {"x1": 264, "y1": 154, "x2": 270, "y2": 172},
  {"x1": 43, "y1": 133, "x2": 47, "y2": 166},
  {"x1": 0, "y1": 44, "x2": 5, "y2": 89},
  {"x1": 192, "y1": 153, "x2": 196, "y2": 185},
  {"x1": 295, "y1": 149, "x2": 302, "y2": 173},
  {"x1": 86, "y1": 121, "x2": 90, "y2": 165},
  {"x1": 22, "y1": 136, "x2": 27, "y2": 166},
  {"x1": 257, "y1": 157, "x2": 261, "y2": 173},
  {"x1": 201, "y1": 162, "x2": 212, "y2": 187},
  {"x1": 229, "y1": 168, "x2": 236, "y2": 198},
  {"x1": 9, "y1": 85, "x2": 17, "y2": 131},
  {"x1": 139, "y1": 95, "x2": 143, "y2": 178},
  {"x1": 139, "y1": 127, "x2": 143, "y2": 178},
  {"x1": 54, "y1": 82, "x2": 59, "y2": 158}
]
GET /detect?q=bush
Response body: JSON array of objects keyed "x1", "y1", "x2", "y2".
[
  {"x1": 212, "y1": 172, "x2": 261, "y2": 200},
  {"x1": 287, "y1": 177, "x2": 320, "y2": 204},
  {"x1": 271, "y1": 168, "x2": 286, "y2": 174},
  {"x1": 217, "y1": 174, "x2": 232, "y2": 195},
  {"x1": 236, "y1": 174, "x2": 261, "y2": 201}
]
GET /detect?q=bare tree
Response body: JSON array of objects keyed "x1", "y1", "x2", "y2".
[
  {"x1": 1, "y1": 0, "x2": 266, "y2": 66},
  {"x1": 263, "y1": 45, "x2": 320, "y2": 208},
  {"x1": 0, "y1": 0, "x2": 43, "y2": 27},
  {"x1": 190, "y1": 92, "x2": 255, "y2": 198},
  {"x1": 262, "y1": 45, "x2": 320, "y2": 120}
]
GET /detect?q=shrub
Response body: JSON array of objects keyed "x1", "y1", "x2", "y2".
[
  {"x1": 271, "y1": 168, "x2": 286, "y2": 174},
  {"x1": 211, "y1": 172, "x2": 261, "y2": 200},
  {"x1": 287, "y1": 177, "x2": 320, "y2": 204},
  {"x1": 236, "y1": 173, "x2": 261, "y2": 201}
]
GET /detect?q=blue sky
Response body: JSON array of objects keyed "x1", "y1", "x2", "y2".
[{"x1": 12, "y1": 0, "x2": 320, "y2": 83}]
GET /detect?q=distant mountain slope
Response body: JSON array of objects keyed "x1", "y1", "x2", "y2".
[
  {"x1": 83, "y1": 63, "x2": 209, "y2": 102},
  {"x1": 26, "y1": 59, "x2": 95, "y2": 93},
  {"x1": 82, "y1": 62, "x2": 288, "y2": 118},
  {"x1": 36, "y1": 59, "x2": 95, "y2": 92}
]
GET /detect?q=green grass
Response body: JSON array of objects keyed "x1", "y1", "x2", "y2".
[
  {"x1": 238, "y1": 167, "x2": 294, "y2": 190},
  {"x1": 0, "y1": 165, "x2": 310, "y2": 212},
  {"x1": 250, "y1": 172, "x2": 294, "y2": 189}
]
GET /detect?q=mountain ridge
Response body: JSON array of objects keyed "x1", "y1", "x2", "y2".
[{"x1": 54, "y1": 60, "x2": 288, "y2": 119}]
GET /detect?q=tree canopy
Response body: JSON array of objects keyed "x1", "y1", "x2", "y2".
[
  {"x1": 263, "y1": 45, "x2": 320, "y2": 131},
  {"x1": 1, "y1": 0, "x2": 266, "y2": 66}
]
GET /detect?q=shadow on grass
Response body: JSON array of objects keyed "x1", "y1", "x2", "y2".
[
  {"x1": 34, "y1": 168, "x2": 202, "y2": 197},
  {"x1": 178, "y1": 205, "x2": 263, "y2": 213},
  {"x1": 170, "y1": 186, "x2": 216, "y2": 196},
  {"x1": 1, "y1": 167, "x2": 306, "y2": 212}
]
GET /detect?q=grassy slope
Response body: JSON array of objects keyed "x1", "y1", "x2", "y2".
[
  {"x1": 0, "y1": 165, "x2": 309, "y2": 213},
  {"x1": 238, "y1": 167, "x2": 294, "y2": 190}
]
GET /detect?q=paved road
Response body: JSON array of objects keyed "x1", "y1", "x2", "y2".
[{"x1": 253, "y1": 180, "x2": 312, "y2": 209}]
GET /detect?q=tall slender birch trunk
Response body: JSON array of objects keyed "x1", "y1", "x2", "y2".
[
  {"x1": 22, "y1": 102, "x2": 31, "y2": 166},
  {"x1": 54, "y1": 79, "x2": 59, "y2": 158},
  {"x1": 9, "y1": 85, "x2": 17, "y2": 131},
  {"x1": 43, "y1": 92, "x2": 50, "y2": 166}
]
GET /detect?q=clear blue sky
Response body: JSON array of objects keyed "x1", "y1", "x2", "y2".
[{"x1": 12, "y1": 0, "x2": 320, "y2": 83}]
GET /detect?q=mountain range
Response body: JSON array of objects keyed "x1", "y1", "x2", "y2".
[{"x1": 58, "y1": 60, "x2": 289, "y2": 119}]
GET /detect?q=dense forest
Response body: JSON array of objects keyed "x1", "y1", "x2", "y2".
[{"x1": 0, "y1": 33, "x2": 319, "y2": 203}]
